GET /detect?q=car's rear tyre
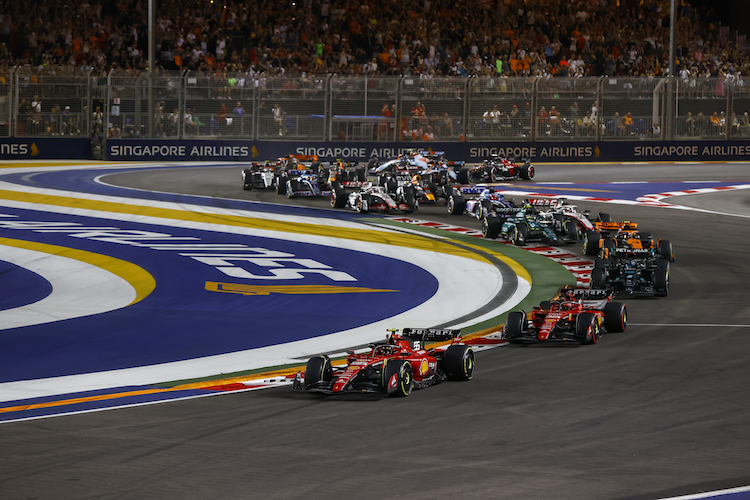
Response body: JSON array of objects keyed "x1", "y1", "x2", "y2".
[
  {"x1": 654, "y1": 259, "x2": 669, "y2": 297},
  {"x1": 598, "y1": 212, "x2": 612, "y2": 222},
  {"x1": 576, "y1": 312, "x2": 599, "y2": 345},
  {"x1": 505, "y1": 311, "x2": 527, "y2": 344},
  {"x1": 382, "y1": 359, "x2": 413, "y2": 397},
  {"x1": 604, "y1": 302, "x2": 627, "y2": 333},
  {"x1": 594, "y1": 257, "x2": 610, "y2": 269},
  {"x1": 276, "y1": 176, "x2": 288, "y2": 195},
  {"x1": 520, "y1": 164, "x2": 534, "y2": 180},
  {"x1": 457, "y1": 168, "x2": 469, "y2": 184},
  {"x1": 447, "y1": 194, "x2": 466, "y2": 215},
  {"x1": 583, "y1": 230, "x2": 601, "y2": 256},
  {"x1": 403, "y1": 185, "x2": 417, "y2": 213},
  {"x1": 242, "y1": 170, "x2": 253, "y2": 190},
  {"x1": 539, "y1": 301, "x2": 552, "y2": 310},
  {"x1": 477, "y1": 199, "x2": 492, "y2": 219},
  {"x1": 304, "y1": 355, "x2": 333, "y2": 387},
  {"x1": 443, "y1": 345, "x2": 475, "y2": 381},
  {"x1": 356, "y1": 168, "x2": 366, "y2": 181},
  {"x1": 482, "y1": 214, "x2": 502, "y2": 239},
  {"x1": 590, "y1": 267, "x2": 607, "y2": 289},
  {"x1": 330, "y1": 183, "x2": 347, "y2": 208},
  {"x1": 658, "y1": 239, "x2": 675, "y2": 262}
]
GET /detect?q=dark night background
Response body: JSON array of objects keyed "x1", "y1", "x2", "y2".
[{"x1": 692, "y1": 0, "x2": 750, "y2": 38}]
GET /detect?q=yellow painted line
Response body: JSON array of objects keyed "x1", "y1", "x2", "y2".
[
  {"x1": 0, "y1": 188, "x2": 496, "y2": 264},
  {"x1": 0, "y1": 237, "x2": 155, "y2": 305}
]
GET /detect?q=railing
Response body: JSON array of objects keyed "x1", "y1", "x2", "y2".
[{"x1": 1, "y1": 68, "x2": 749, "y2": 143}]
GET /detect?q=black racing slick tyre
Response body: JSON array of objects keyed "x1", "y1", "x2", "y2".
[
  {"x1": 512, "y1": 222, "x2": 528, "y2": 246},
  {"x1": 482, "y1": 214, "x2": 502, "y2": 239},
  {"x1": 583, "y1": 230, "x2": 601, "y2": 256},
  {"x1": 403, "y1": 185, "x2": 418, "y2": 213},
  {"x1": 658, "y1": 239, "x2": 675, "y2": 262},
  {"x1": 443, "y1": 345, "x2": 475, "y2": 381},
  {"x1": 276, "y1": 175, "x2": 288, "y2": 195},
  {"x1": 447, "y1": 194, "x2": 466, "y2": 215},
  {"x1": 604, "y1": 302, "x2": 627, "y2": 333},
  {"x1": 598, "y1": 212, "x2": 612, "y2": 222},
  {"x1": 539, "y1": 301, "x2": 552, "y2": 311},
  {"x1": 304, "y1": 355, "x2": 333, "y2": 387},
  {"x1": 505, "y1": 311, "x2": 527, "y2": 344},
  {"x1": 382, "y1": 359, "x2": 413, "y2": 397},
  {"x1": 576, "y1": 312, "x2": 599, "y2": 345},
  {"x1": 654, "y1": 259, "x2": 669, "y2": 297},
  {"x1": 356, "y1": 196, "x2": 369, "y2": 213},
  {"x1": 590, "y1": 267, "x2": 607, "y2": 289},
  {"x1": 520, "y1": 164, "x2": 534, "y2": 180},
  {"x1": 242, "y1": 169, "x2": 253, "y2": 190},
  {"x1": 477, "y1": 199, "x2": 492, "y2": 220},
  {"x1": 564, "y1": 218, "x2": 578, "y2": 240},
  {"x1": 594, "y1": 257, "x2": 610, "y2": 269},
  {"x1": 330, "y1": 183, "x2": 347, "y2": 208},
  {"x1": 457, "y1": 168, "x2": 469, "y2": 184}
]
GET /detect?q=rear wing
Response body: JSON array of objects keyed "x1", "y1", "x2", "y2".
[
  {"x1": 401, "y1": 328, "x2": 462, "y2": 342},
  {"x1": 527, "y1": 198, "x2": 566, "y2": 208},
  {"x1": 560, "y1": 286, "x2": 613, "y2": 300}
]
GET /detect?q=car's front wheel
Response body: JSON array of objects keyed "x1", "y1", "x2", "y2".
[
  {"x1": 576, "y1": 312, "x2": 599, "y2": 345},
  {"x1": 382, "y1": 359, "x2": 413, "y2": 397},
  {"x1": 505, "y1": 311, "x2": 527, "y2": 344},
  {"x1": 304, "y1": 355, "x2": 333, "y2": 387}
]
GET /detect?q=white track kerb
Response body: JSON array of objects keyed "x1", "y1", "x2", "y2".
[{"x1": 0, "y1": 164, "x2": 530, "y2": 402}]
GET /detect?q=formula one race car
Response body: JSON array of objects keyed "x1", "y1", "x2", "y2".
[
  {"x1": 327, "y1": 160, "x2": 367, "y2": 185},
  {"x1": 368, "y1": 149, "x2": 431, "y2": 175},
  {"x1": 293, "y1": 328, "x2": 475, "y2": 397},
  {"x1": 241, "y1": 161, "x2": 278, "y2": 190},
  {"x1": 284, "y1": 171, "x2": 331, "y2": 198},
  {"x1": 242, "y1": 154, "x2": 321, "y2": 191},
  {"x1": 503, "y1": 287, "x2": 627, "y2": 345},
  {"x1": 590, "y1": 246, "x2": 670, "y2": 297},
  {"x1": 486, "y1": 201, "x2": 577, "y2": 244},
  {"x1": 447, "y1": 186, "x2": 519, "y2": 219},
  {"x1": 526, "y1": 198, "x2": 596, "y2": 240},
  {"x1": 379, "y1": 172, "x2": 448, "y2": 205},
  {"x1": 583, "y1": 217, "x2": 675, "y2": 262},
  {"x1": 331, "y1": 182, "x2": 418, "y2": 213},
  {"x1": 456, "y1": 154, "x2": 534, "y2": 184}
]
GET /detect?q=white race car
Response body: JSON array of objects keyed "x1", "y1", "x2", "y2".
[{"x1": 331, "y1": 182, "x2": 418, "y2": 214}]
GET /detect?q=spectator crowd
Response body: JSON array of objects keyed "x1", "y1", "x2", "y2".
[{"x1": 0, "y1": 0, "x2": 747, "y2": 81}]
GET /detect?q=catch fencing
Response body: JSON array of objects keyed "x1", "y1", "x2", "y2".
[{"x1": 2, "y1": 67, "x2": 749, "y2": 145}]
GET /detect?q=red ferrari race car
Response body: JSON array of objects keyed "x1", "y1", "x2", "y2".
[
  {"x1": 503, "y1": 287, "x2": 627, "y2": 345},
  {"x1": 292, "y1": 328, "x2": 475, "y2": 397}
]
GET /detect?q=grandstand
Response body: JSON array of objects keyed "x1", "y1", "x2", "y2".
[{"x1": 1, "y1": 0, "x2": 749, "y2": 148}]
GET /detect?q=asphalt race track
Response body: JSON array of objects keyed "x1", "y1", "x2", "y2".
[{"x1": 2, "y1": 162, "x2": 750, "y2": 500}]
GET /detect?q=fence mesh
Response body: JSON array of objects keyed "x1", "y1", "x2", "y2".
[{"x1": 1, "y1": 70, "x2": 749, "y2": 144}]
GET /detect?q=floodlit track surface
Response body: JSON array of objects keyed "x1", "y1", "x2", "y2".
[{"x1": 3, "y1": 162, "x2": 750, "y2": 500}]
